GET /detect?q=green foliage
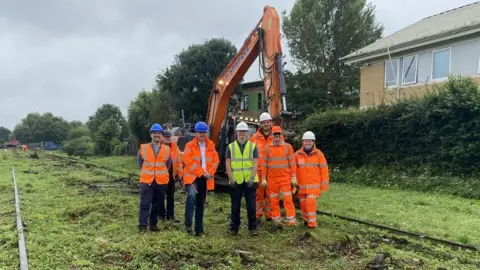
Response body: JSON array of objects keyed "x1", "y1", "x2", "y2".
[
  {"x1": 68, "y1": 126, "x2": 90, "y2": 141},
  {"x1": 94, "y1": 118, "x2": 122, "y2": 155},
  {"x1": 127, "y1": 88, "x2": 179, "y2": 144},
  {"x1": 282, "y1": 0, "x2": 383, "y2": 114},
  {"x1": 13, "y1": 112, "x2": 70, "y2": 143},
  {"x1": 0, "y1": 126, "x2": 10, "y2": 142},
  {"x1": 62, "y1": 136, "x2": 95, "y2": 156},
  {"x1": 87, "y1": 104, "x2": 129, "y2": 139},
  {"x1": 300, "y1": 76, "x2": 480, "y2": 175},
  {"x1": 156, "y1": 37, "x2": 238, "y2": 122}
]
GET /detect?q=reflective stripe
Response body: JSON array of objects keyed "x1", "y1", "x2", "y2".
[
  {"x1": 322, "y1": 181, "x2": 329, "y2": 186},
  {"x1": 299, "y1": 184, "x2": 321, "y2": 189},
  {"x1": 307, "y1": 217, "x2": 316, "y2": 222},
  {"x1": 319, "y1": 163, "x2": 327, "y2": 168},
  {"x1": 267, "y1": 164, "x2": 289, "y2": 169},
  {"x1": 307, "y1": 212, "x2": 316, "y2": 216},
  {"x1": 307, "y1": 194, "x2": 317, "y2": 199},
  {"x1": 189, "y1": 164, "x2": 198, "y2": 171},
  {"x1": 299, "y1": 198, "x2": 306, "y2": 202},
  {"x1": 282, "y1": 191, "x2": 292, "y2": 197},
  {"x1": 286, "y1": 216, "x2": 296, "y2": 220},
  {"x1": 269, "y1": 193, "x2": 279, "y2": 198}
]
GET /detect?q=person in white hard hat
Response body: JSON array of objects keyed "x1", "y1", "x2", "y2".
[
  {"x1": 294, "y1": 131, "x2": 329, "y2": 229},
  {"x1": 225, "y1": 121, "x2": 259, "y2": 236},
  {"x1": 249, "y1": 112, "x2": 284, "y2": 224}
]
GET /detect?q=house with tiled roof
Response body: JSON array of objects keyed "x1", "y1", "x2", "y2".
[{"x1": 341, "y1": 1, "x2": 480, "y2": 107}]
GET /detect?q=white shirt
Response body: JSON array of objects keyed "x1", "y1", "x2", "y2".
[{"x1": 198, "y1": 141, "x2": 207, "y2": 171}]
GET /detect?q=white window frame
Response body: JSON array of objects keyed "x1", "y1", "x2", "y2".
[
  {"x1": 431, "y1": 47, "x2": 451, "y2": 81},
  {"x1": 384, "y1": 58, "x2": 400, "y2": 89},
  {"x1": 402, "y1": 54, "x2": 418, "y2": 85}
]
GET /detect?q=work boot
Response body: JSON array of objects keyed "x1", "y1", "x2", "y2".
[
  {"x1": 249, "y1": 229, "x2": 259, "y2": 237},
  {"x1": 149, "y1": 225, "x2": 161, "y2": 232},
  {"x1": 266, "y1": 217, "x2": 272, "y2": 221},
  {"x1": 228, "y1": 229, "x2": 238, "y2": 236},
  {"x1": 138, "y1": 225, "x2": 147, "y2": 233},
  {"x1": 185, "y1": 227, "x2": 192, "y2": 235},
  {"x1": 304, "y1": 221, "x2": 308, "y2": 226},
  {"x1": 195, "y1": 231, "x2": 204, "y2": 237}
]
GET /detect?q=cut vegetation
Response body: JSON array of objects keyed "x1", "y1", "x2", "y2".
[{"x1": 0, "y1": 150, "x2": 479, "y2": 269}]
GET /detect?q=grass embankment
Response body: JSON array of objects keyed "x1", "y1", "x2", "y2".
[
  {"x1": 0, "y1": 151, "x2": 19, "y2": 268},
  {"x1": 0, "y1": 150, "x2": 479, "y2": 269}
]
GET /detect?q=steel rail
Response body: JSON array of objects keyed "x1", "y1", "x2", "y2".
[
  {"x1": 12, "y1": 167, "x2": 29, "y2": 270},
  {"x1": 316, "y1": 210, "x2": 479, "y2": 252}
]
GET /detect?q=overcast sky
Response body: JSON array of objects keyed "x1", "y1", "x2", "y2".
[{"x1": 0, "y1": 0, "x2": 477, "y2": 130}]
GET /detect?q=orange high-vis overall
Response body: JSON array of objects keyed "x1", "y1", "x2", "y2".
[
  {"x1": 170, "y1": 142, "x2": 184, "y2": 178},
  {"x1": 250, "y1": 130, "x2": 283, "y2": 219},
  {"x1": 182, "y1": 137, "x2": 219, "y2": 191},
  {"x1": 139, "y1": 143, "x2": 171, "y2": 185},
  {"x1": 261, "y1": 141, "x2": 297, "y2": 225},
  {"x1": 295, "y1": 147, "x2": 329, "y2": 228}
]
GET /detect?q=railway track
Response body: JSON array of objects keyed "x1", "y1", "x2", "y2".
[
  {"x1": 11, "y1": 167, "x2": 29, "y2": 270},
  {"x1": 38, "y1": 151, "x2": 480, "y2": 253}
]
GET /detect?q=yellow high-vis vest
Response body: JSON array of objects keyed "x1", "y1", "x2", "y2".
[{"x1": 229, "y1": 140, "x2": 259, "y2": 184}]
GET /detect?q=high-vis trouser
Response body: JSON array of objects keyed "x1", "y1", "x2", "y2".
[
  {"x1": 267, "y1": 179, "x2": 296, "y2": 226},
  {"x1": 297, "y1": 194, "x2": 319, "y2": 228},
  {"x1": 256, "y1": 176, "x2": 272, "y2": 220}
]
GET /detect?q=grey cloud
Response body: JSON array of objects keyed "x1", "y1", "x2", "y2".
[{"x1": 0, "y1": 0, "x2": 474, "y2": 130}]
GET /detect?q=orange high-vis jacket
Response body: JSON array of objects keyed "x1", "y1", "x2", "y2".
[
  {"x1": 170, "y1": 142, "x2": 184, "y2": 178},
  {"x1": 182, "y1": 137, "x2": 219, "y2": 190},
  {"x1": 295, "y1": 147, "x2": 329, "y2": 195},
  {"x1": 139, "y1": 143, "x2": 171, "y2": 185},
  {"x1": 261, "y1": 141, "x2": 296, "y2": 181},
  {"x1": 250, "y1": 130, "x2": 284, "y2": 178}
]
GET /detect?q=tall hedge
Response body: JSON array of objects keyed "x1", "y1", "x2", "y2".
[{"x1": 299, "y1": 75, "x2": 480, "y2": 175}]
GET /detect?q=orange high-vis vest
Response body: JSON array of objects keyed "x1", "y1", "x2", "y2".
[
  {"x1": 170, "y1": 142, "x2": 184, "y2": 178},
  {"x1": 182, "y1": 137, "x2": 219, "y2": 190},
  {"x1": 261, "y1": 141, "x2": 296, "y2": 180},
  {"x1": 139, "y1": 143, "x2": 171, "y2": 185},
  {"x1": 295, "y1": 147, "x2": 329, "y2": 195},
  {"x1": 250, "y1": 130, "x2": 284, "y2": 178}
]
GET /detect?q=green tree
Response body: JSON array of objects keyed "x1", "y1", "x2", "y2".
[
  {"x1": 69, "y1": 120, "x2": 84, "y2": 130},
  {"x1": 156, "y1": 38, "x2": 238, "y2": 122},
  {"x1": 67, "y1": 126, "x2": 90, "y2": 141},
  {"x1": 94, "y1": 118, "x2": 122, "y2": 155},
  {"x1": 282, "y1": 0, "x2": 383, "y2": 114},
  {"x1": 127, "y1": 88, "x2": 179, "y2": 144},
  {"x1": 87, "y1": 104, "x2": 129, "y2": 139},
  {"x1": 13, "y1": 112, "x2": 70, "y2": 143},
  {"x1": 0, "y1": 126, "x2": 11, "y2": 142}
]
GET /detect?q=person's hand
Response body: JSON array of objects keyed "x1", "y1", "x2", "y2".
[
  {"x1": 229, "y1": 179, "x2": 236, "y2": 188},
  {"x1": 204, "y1": 172, "x2": 212, "y2": 179},
  {"x1": 291, "y1": 176, "x2": 298, "y2": 187},
  {"x1": 247, "y1": 176, "x2": 254, "y2": 188},
  {"x1": 261, "y1": 177, "x2": 267, "y2": 189}
]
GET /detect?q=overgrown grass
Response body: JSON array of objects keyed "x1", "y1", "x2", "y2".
[
  {"x1": 0, "y1": 151, "x2": 479, "y2": 269},
  {"x1": 332, "y1": 165, "x2": 480, "y2": 199},
  {"x1": 0, "y1": 150, "x2": 19, "y2": 269}
]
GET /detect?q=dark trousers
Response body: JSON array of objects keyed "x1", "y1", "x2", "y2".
[
  {"x1": 138, "y1": 182, "x2": 168, "y2": 227},
  {"x1": 184, "y1": 177, "x2": 207, "y2": 234},
  {"x1": 230, "y1": 182, "x2": 258, "y2": 231},
  {"x1": 166, "y1": 178, "x2": 175, "y2": 219}
]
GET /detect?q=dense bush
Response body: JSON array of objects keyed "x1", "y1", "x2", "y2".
[
  {"x1": 299, "y1": 75, "x2": 480, "y2": 175},
  {"x1": 62, "y1": 136, "x2": 95, "y2": 157}
]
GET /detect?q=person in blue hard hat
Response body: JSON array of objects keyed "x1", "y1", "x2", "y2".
[
  {"x1": 136, "y1": 123, "x2": 173, "y2": 233},
  {"x1": 182, "y1": 121, "x2": 219, "y2": 236}
]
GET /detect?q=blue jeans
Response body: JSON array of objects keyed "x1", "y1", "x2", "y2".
[{"x1": 184, "y1": 178, "x2": 207, "y2": 234}]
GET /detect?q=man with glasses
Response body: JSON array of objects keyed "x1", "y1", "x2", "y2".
[
  {"x1": 250, "y1": 112, "x2": 284, "y2": 224},
  {"x1": 260, "y1": 125, "x2": 297, "y2": 226}
]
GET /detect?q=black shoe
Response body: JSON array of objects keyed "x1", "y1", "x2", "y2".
[
  {"x1": 185, "y1": 227, "x2": 192, "y2": 235},
  {"x1": 228, "y1": 229, "x2": 238, "y2": 236},
  {"x1": 138, "y1": 225, "x2": 147, "y2": 233},
  {"x1": 150, "y1": 225, "x2": 161, "y2": 232},
  {"x1": 195, "y1": 231, "x2": 204, "y2": 237},
  {"x1": 266, "y1": 218, "x2": 272, "y2": 221},
  {"x1": 304, "y1": 221, "x2": 308, "y2": 226},
  {"x1": 249, "y1": 229, "x2": 259, "y2": 236}
]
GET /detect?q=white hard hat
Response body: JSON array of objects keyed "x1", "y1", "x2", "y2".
[
  {"x1": 236, "y1": 121, "x2": 249, "y2": 131},
  {"x1": 302, "y1": 131, "x2": 316, "y2": 140},
  {"x1": 259, "y1": 112, "x2": 272, "y2": 122}
]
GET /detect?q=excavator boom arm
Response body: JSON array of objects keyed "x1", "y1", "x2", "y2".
[{"x1": 206, "y1": 5, "x2": 288, "y2": 145}]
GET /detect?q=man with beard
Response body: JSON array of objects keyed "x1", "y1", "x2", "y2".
[
  {"x1": 136, "y1": 123, "x2": 173, "y2": 233},
  {"x1": 249, "y1": 112, "x2": 284, "y2": 224}
]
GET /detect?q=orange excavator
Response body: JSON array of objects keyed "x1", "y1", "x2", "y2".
[{"x1": 176, "y1": 5, "x2": 296, "y2": 187}]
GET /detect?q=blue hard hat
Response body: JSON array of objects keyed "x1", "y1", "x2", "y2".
[
  {"x1": 150, "y1": 123, "x2": 163, "y2": 133},
  {"x1": 162, "y1": 130, "x2": 171, "y2": 137},
  {"x1": 194, "y1": 121, "x2": 209, "y2": 132}
]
